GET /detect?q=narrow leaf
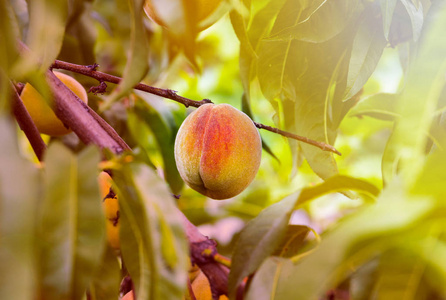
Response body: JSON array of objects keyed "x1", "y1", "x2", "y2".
[
  {"x1": 16, "y1": 0, "x2": 67, "y2": 73},
  {"x1": 39, "y1": 143, "x2": 104, "y2": 300},
  {"x1": 102, "y1": 0, "x2": 149, "y2": 110},
  {"x1": 348, "y1": 93, "x2": 399, "y2": 121},
  {"x1": 380, "y1": 0, "x2": 398, "y2": 39},
  {"x1": 128, "y1": 97, "x2": 183, "y2": 194},
  {"x1": 228, "y1": 192, "x2": 298, "y2": 299},
  {"x1": 89, "y1": 245, "x2": 121, "y2": 300},
  {"x1": 113, "y1": 162, "x2": 188, "y2": 300},
  {"x1": 400, "y1": 0, "x2": 424, "y2": 41},
  {"x1": 0, "y1": 116, "x2": 41, "y2": 300},
  {"x1": 382, "y1": 2, "x2": 446, "y2": 185},
  {"x1": 344, "y1": 11, "x2": 387, "y2": 101},
  {"x1": 266, "y1": 0, "x2": 361, "y2": 43}
]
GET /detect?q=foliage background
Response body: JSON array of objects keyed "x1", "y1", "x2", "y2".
[{"x1": 1, "y1": 0, "x2": 446, "y2": 299}]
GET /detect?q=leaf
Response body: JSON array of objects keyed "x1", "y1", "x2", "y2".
[
  {"x1": 348, "y1": 93, "x2": 400, "y2": 121},
  {"x1": 272, "y1": 195, "x2": 434, "y2": 299},
  {"x1": 297, "y1": 175, "x2": 380, "y2": 206},
  {"x1": 0, "y1": 116, "x2": 41, "y2": 300},
  {"x1": 255, "y1": 0, "x2": 368, "y2": 179},
  {"x1": 127, "y1": 96, "x2": 184, "y2": 194},
  {"x1": 228, "y1": 175, "x2": 379, "y2": 298},
  {"x1": 89, "y1": 245, "x2": 121, "y2": 300},
  {"x1": 382, "y1": 2, "x2": 446, "y2": 186},
  {"x1": 241, "y1": 93, "x2": 280, "y2": 163},
  {"x1": 244, "y1": 257, "x2": 293, "y2": 300},
  {"x1": 400, "y1": 0, "x2": 424, "y2": 41},
  {"x1": 265, "y1": 0, "x2": 361, "y2": 43},
  {"x1": 343, "y1": 11, "x2": 387, "y2": 101},
  {"x1": 272, "y1": 225, "x2": 311, "y2": 258},
  {"x1": 14, "y1": 0, "x2": 67, "y2": 74},
  {"x1": 228, "y1": 192, "x2": 298, "y2": 299},
  {"x1": 380, "y1": 0, "x2": 398, "y2": 39},
  {"x1": 102, "y1": 0, "x2": 149, "y2": 110},
  {"x1": 411, "y1": 147, "x2": 446, "y2": 201},
  {"x1": 0, "y1": 1, "x2": 19, "y2": 73},
  {"x1": 39, "y1": 143, "x2": 105, "y2": 300},
  {"x1": 113, "y1": 162, "x2": 188, "y2": 300}
]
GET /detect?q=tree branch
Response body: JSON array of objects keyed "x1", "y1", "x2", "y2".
[
  {"x1": 51, "y1": 60, "x2": 341, "y2": 156},
  {"x1": 10, "y1": 82, "x2": 47, "y2": 161}
]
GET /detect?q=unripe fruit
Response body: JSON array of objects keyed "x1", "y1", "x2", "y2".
[
  {"x1": 174, "y1": 104, "x2": 261, "y2": 200},
  {"x1": 21, "y1": 71, "x2": 88, "y2": 136},
  {"x1": 191, "y1": 272, "x2": 228, "y2": 300},
  {"x1": 98, "y1": 172, "x2": 120, "y2": 249}
]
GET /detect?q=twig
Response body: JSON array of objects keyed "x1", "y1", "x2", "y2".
[
  {"x1": 254, "y1": 122, "x2": 342, "y2": 156},
  {"x1": 51, "y1": 60, "x2": 212, "y2": 108},
  {"x1": 51, "y1": 60, "x2": 341, "y2": 156},
  {"x1": 180, "y1": 212, "x2": 229, "y2": 300},
  {"x1": 45, "y1": 70, "x2": 129, "y2": 154},
  {"x1": 10, "y1": 82, "x2": 47, "y2": 161}
]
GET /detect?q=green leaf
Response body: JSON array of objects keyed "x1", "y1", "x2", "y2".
[
  {"x1": 343, "y1": 11, "x2": 387, "y2": 101},
  {"x1": 272, "y1": 195, "x2": 434, "y2": 299},
  {"x1": 400, "y1": 0, "x2": 424, "y2": 41},
  {"x1": 102, "y1": 0, "x2": 149, "y2": 110},
  {"x1": 39, "y1": 143, "x2": 105, "y2": 300},
  {"x1": 127, "y1": 96, "x2": 184, "y2": 194},
  {"x1": 229, "y1": 192, "x2": 297, "y2": 299},
  {"x1": 272, "y1": 225, "x2": 311, "y2": 258},
  {"x1": 0, "y1": 115, "x2": 41, "y2": 300},
  {"x1": 241, "y1": 93, "x2": 280, "y2": 163},
  {"x1": 265, "y1": 0, "x2": 361, "y2": 43},
  {"x1": 380, "y1": 0, "x2": 398, "y2": 40},
  {"x1": 0, "y1": 1, "x2": 19, "y2": 73},
  {"x1": 229, "y1": 175, "x2": 379, "y2": 298},
  {"x1": 15, "y1": 0, "x2": 67, "y2": 73},
  {"x1": 348, "y1": 93, "x2": 399, "y2": 121},
  {"x1": 89, "y1": 245, "x2": 121, "y2": 300},
  {"x1": 255, "y1": 0, "x2": 369, "y2": 179},
  {"x1": 244, "y1": 257, "x2": 293, "y2": 300},
  {"x1": 296, "y1": 175, "x2": 380, "y2": 207},
  {"x1": 113, "y1": 162, "x2": 188, "y2": 300},
  {"x1": 411, "y1": 147, "x2": 446, "y2": 201},
  {"x1": 382, "y1": 2, "x2": 446, "y2": 186}
]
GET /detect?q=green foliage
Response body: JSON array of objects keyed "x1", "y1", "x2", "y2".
[
  {"x1": 0, "y1": 115, "x2": 40, "y2": 300},
  {"x1": 112, "y1": 161, "x2": 189, "y2": 300},
  {"x1": 38, "y1": 143, "x2": 104, "y2": 300}
]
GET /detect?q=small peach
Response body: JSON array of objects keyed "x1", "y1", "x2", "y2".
[
  {"x1": 174, "y1": 104, "x2": 261, "y2": 200},
  {"x1": 21, "y1": 71, "x2": 88, "y2": 136}
]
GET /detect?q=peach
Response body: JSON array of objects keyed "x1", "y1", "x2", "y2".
[
  {"x1": 174, "y1": 104, "x2": 262, "y2": 200},
  {"x1": 21, "y1": 71, "x2": 88, "y2": 136},
  {"x1": 98, "y1": 172, "x2": 120, "y2": 249}
]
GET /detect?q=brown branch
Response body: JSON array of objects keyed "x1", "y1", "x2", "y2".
[
  {"x1": 45, "y1": 69, "x2": 130, "y2": 154},
  {"x1": 180, "y1": 213, "x2": 229, "y2": 300},
  {"x1": 10, "y1": 82, "x2": 47, "y2": 161},
  {"x1": 51, "y1": 60, "x2": 212, "y2": 108},
  {"x1": 50, "y1": 60, "x2": 341, "y2": 156},
  {"x1": 254, "y1": 122, "x2": 342, "y2": 156}
]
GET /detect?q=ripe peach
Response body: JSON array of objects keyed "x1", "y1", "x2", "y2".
[
  {"x1": 174, "y1": 104, "x2": 261, "y2": 200},
  {"x1": 21, "y1": 71, "x2": 88, "y2": 136}
]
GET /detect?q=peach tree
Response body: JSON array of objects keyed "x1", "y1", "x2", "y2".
[{"x1": 1, "y1": 0, "x2": 446, "y2": 299}]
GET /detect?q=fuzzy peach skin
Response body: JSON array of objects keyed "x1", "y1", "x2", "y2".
[{"x1": 174, "y1": 104, "x2": 262, "y2": 200}]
